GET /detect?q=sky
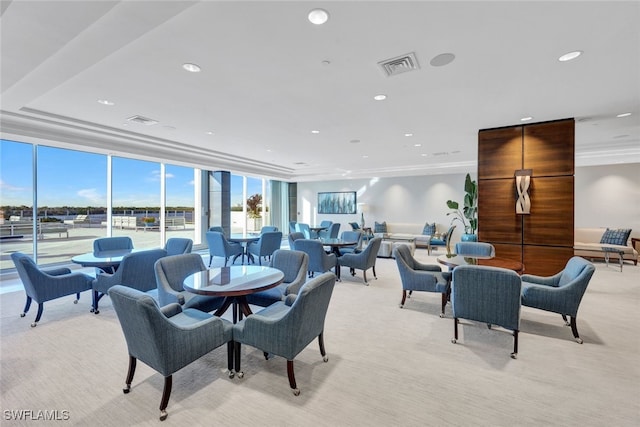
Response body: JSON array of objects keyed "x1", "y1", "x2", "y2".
[{"x1": 0, "y1": 139, "x2": 228, "y2": 208}]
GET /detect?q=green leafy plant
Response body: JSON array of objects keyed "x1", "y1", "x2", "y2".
[
  {"x1": 142, "y1": 216, "x2": 156, "y2": 224},
  {"x1": 446, "y1": 173, "x2": 478, "y2": 235},
  {"x1": 246, "y1": 194, "x2": 262, "y2": 219}
]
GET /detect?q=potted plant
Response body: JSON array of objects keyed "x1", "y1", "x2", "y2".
[
  {"x1": 142, "y1": 216, "x2": 156, "y2": 227},
  {"x1": 246, "y1": 193, "x2": 262, "y2": 231},
  {"x1": 446, "y1": 173, "x2": 478, "y2": 242}
]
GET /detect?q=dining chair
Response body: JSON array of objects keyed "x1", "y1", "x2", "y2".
[
  {"x1": 109, "y1": 285, "x2": 233, "y2": 421},
  {"x1": 455, "y1": 241, "x2": 495, "y2": 257},
  {"x1": 520, "y1": 256, "x2": 595, "y2": 344},
  {"x1": 246, "y1": 249, "x2": 309, "y2": 308},
  {"x1": 320, "y1": 223, "x2": 341, "y2": 239},
  {"x1": 233, "y1": 272, "x2": 336, "y2": 395},
  {"x1": 338, "y1": 237, "x2": 383, "y2": 285},
  {"x1": 338, "y1": 230, "x2": 363, "y2": 255},
  {"x1": 393, "y1": 244, "x2": 450, "y2": 317},
  {"x1": 93, "y1": 236, "x2": 133, "y2": 252},
  {"x1": 208, "y1": 226, "x2": 226, "y2": 235},
  {"x1": 10, "y1": 252, "x2": 94, "y2": 327},
  {"x1": 451, "y1": 265, "x2": 522, "y2": 359},
  {"x1": 295, "y1": 223, "x2": 311, "y2": 239},
  {"x1": 155, "y1": 253, "x2": 225, "y2": 312},
  {"x1": 247, "y1": 231, "x2": 283, "y2": 265},
  {"x1": 260, "y1": 226, "x2": 278, "y2": 233},
  {"x1": 292, "y1": 239, "x2": 337, "y2": 278},
  {"x1": 315, "y1": 220, "x2": 333, "y2": 238},
  {"x1": 164, "y1": 237, "x2": 193, "y2": 255},
  {"x1": 205, "y1": 231, "x2": 243, "y2": 267},
  {"x1": 288, "y1": 231, "x2": 305, "y2": 249},
  {"x1": 92, "y1": 249, "x2": 167, "y2": 314}
]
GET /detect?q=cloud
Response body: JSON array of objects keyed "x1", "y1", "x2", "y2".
[
  {"x1": 77, "y1": 188, "x2": 103, "y2": 205},
  {"x1": 0, "y1": 178, "x2": 29, "y2": 192}
]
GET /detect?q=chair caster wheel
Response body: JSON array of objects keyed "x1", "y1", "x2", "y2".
[
  {"x1": 323, "y1": 355, "x2": 328, "y2": 362},
  {"x1": 123, "y1": 385, "x2": 131, "y2": 394},
  {"x1": 20, "y1": 313, "x2": 26, "y2": 318},
  {"x1": 74, "y1": 300, "x2": 78, "y2": 304},
  {"x1": 575, "y1": 337, "x2": 583, "y2": 344},
  {"x1": 439, "y1": 313, "x2": 445, "y2": 318},
  {"x1": 293, "y1": 388, "x2": 300, "y2": 396},
  {"x1": 228, "y1": 371, "x2": 235, "y2": 379},
  {"x1": 487, "y1": 324, "x2": 492, "y2": 329},
  {"x1": 399, "y1": 304, "x2": 404, "y2": 308},
  {"x1": 451, "y1": 338, "x2": 457, "y2": 344},
  {"x1": 159, "y1": 410, "x2": 168, "y2": 421},
  {"x1": 237, "y1": 371, "x2": 244, "y2": 378},
  {"x1": 94, "y1": 310, "x2": 100, "y2": 315},
  {"x1": 510, "y1": 353, "x2": 517, "y2": 359},
  {"x1": 30, "y1": 322, "x2": 37, "y2": 327}
]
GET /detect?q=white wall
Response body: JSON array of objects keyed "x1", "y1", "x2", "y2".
[{"x1": 298, "y1": 163, "x2": 640, "y2": 240}]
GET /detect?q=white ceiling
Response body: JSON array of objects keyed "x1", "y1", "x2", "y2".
[{"x1": 1, "y1": 0, "x2": 639, "y2": 182}]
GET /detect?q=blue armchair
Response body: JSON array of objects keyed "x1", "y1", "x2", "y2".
[
  {"x1": 247, "y1": 231, "x2": 282, "y2": 265},
  {"x1": 260, "y1": 226, "x2": 278, "y2": 233},
  {"x1": 393, "y1": 244, "x2": 450, "y2": 316},
  {"x1": 164, "y1": 237, "x2": 193, "y2": 255},
  {"x1": 288, "y1": 232, "x2": 305, "y2": 249},
  {"x1": 93, "y1": 236, "x2": 133, "y2": 252},
  {"x1": 246, "y1": 249, "x2": 309, "y2": 308},
  {"x1": 451, "y1": 265, "x2": 522, "y2": 359},
  {"x1": 338, "y1": 230, "x2": 363, "y2": 255},
  {"x1": 455, "y1": 241, "x2": 495, "y2": 257},
  {"x1": 295, "y1": 223, "x2": 311, "y2": 239},
  {"x1": 521, "y1": 256, "x2": 595, "y2": 344},
  {"x1": 292, "y1": 239, "x2": 337, "y2": 278},
  {"x1": 205, "y1": 231, "x2": 243, "y2": 267},
  {"x1": 233, "y1": 272, "x2": 336, "y2": 395},
  {"x1": 154, "y1": 253, "x2": 224, "y2": 312},
  {"x1": 338, "y1": 237, "x2": 383, "y2": 285},
  {"x1": 11, "y1": 252, "x2": 93, "y2": 327},
  {"x1": 109, "y1": 285, "x2": 233, "y2": 421},
  {"x1": 320, "y1": 222, "x2": 341, "y2": 239},
  {"x1": 209, "y1": 226, "x2": 226, "y2": 235},
  {"x1": 92, "y1": 249, "x2": 167, "y2": 314}
]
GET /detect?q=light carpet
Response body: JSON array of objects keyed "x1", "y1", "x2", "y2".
[{"x1": 1, "y1": 250, "x2": 639, "y2": 426}]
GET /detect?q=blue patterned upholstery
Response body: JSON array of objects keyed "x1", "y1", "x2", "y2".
[
  {"x1": 92, "y1": 249, "x2": 167, "y2": 314},
  {"x1": 155, "y1": 253, "x2": 224, "y2": 312},
  {"x1": 451, "y1": 265, "x2": 522, "y2": 358},
  {"x1": 164, "y1": 238, "x2": 193, "y2": 255},
  {"x1": 246, "y1": 249, "x2": 309, "y2": 307},
  {"x1": 205, "y1": 231, "x2": 243, "y2": 267},
  {"x1": 11, "y1": 252, "x2": 93, "y2": 327},
  {"x1": 109, "y1": 285, "x2": 233, "y2": 420},
  {"x1": 93, "y1": 236, "x2": 133, "y2": 252},
  {"x1": 422, "y1": 222, "x2": 436, "y2": 235},
  {"x1": 338, "y1": 237, "x2": 383, "y2": 285},
  {"x1": 393, "y1": 244, "x2": 450, "y2": 316},
  {"x1": 600, "y1": 228, "x2": 631, "y2": 246},
  {"x1": 374, "y1": 221, "x2": 387, "y2": 233},
  {"x1": 454, "y1": 242, "x2": 495, "y2": 257},
  {"x1": 233, "y1": 272, "x2": 336, "y2": 395},
  {"x1": 292, "y1": 239, "x2": 337, "y2": 276},
  {"x1": 247, "y1": 231, "x2": 282, "y2": 265},
  {"x1": 521, "y1": 256, "x2": 595, "y2": 343}
]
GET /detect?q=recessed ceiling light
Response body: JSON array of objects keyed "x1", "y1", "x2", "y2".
[
  {"x1": 362, "y1": 155, "x2": 369, "y2": 159},
  {"x1": 404, "y1": 133, "x2": 413, "y2": 137},
  {"x1": 97, "y1": 99, "x2": 114, "y2": 106},
  {"x1": 350, "y1": 139, "x2": 361, "y2": 144},
  {"x1": 414, "y1": 143, "x2": 422, "y2": 147},
  {"x1": 430, "y1": 53, "x2": 456, "y2": 67},
  {"x1": 308, "y1": 8, "x2": 329, "y2": 25},
  {"x1": 616, "y1": 112, "x2": 632, "y2": 118},
  {"x1": 374, "y1": 94, "x2": 387, "y2": 101},
  {"x1": 182, "y1": 63, "x2": 201, "y2": 72},
  {"x1": 521, "y1": 116, "x2": 533, "y2": 122},
  {"x1": 311, "y1": 130, "x2": 320, "y2": 134},
  {"x1": 558, "y1": 51, "x2": 582, "y2": 62},
  {"x1": 206, "y1": 131, "x2": 214, "y2": 135}
]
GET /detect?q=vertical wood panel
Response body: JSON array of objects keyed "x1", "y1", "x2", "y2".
[
  {"x1": 493, "y1": 243, "x2": 522, "y2": 264},
  {"x1": 523, "y1": 176, "x2": 574, "y2": 246},
  {"x1": 478, "y1": 179, "x2": 522, "y2": 243},
  {"x1": 524, "y1": 119, "x2": 574, "y2": 176},
  {"x1": 523, "y1": 245, "x2": 574, "y2": 276},
  {"x1": 478, "y1": 127, "x2": 522, "y2": 179}
]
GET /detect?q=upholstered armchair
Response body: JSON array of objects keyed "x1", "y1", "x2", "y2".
[
  {"x1": 520, "y1": 256, "x2": 595, "y2": 344},
  {"x1": 260, "y1": 226, "x2": 278, "y2": 233},
  {"x1": 109, "y1": 285, "x2": 233, "y2": 421},
  {"x1": 292, "y1": 239, "x2": 337, "y2": 278},
  {"x1": 247, "y1": 231, "x2": 283, "y2": 265},
  {"x1": 246, "y1": 249, "x2": 309, "y2": 308},
  {"x1": 93, "y1": 236, "x2": 133, "y2": 252},
  {"x1": 164, "y1": 237, "x2": 193, "y2": 255},
  {"x1": 338, "y1": 230, "x2": 363, "y2": 255},
  {"x1": 451, "y1": 265, "x2": 522, "y2": 358},
  {"x1": 338, "y1": 237, "x2": 383, "y2": 285},
  {"x1": 393, "y1": 244, "x2": 450, "y2": 316},
  {"x1": 205, "y1": 231, "x2": 243, "y2": 267},
  {"x1": 209, "y1": 225, "x2": 226, "y2": 235},
  {"x1": 314, "y1": 220, "x2": 333, "y2": 239},
  {"x1": 288, "y1": 231, "x2": 305, "y2": 249},
  {"x1": 92, "y1": 249, "x2": 167, "y2": 314},
  {"x1": 155, "y1": 253, "x2": 224, "y2": 312},
  {"x1": 11, "y1": 252, "x2": 93, "y2": 327},
  {"x1": 233, "y1": 272, "x2": 336, "y2": 395},
  {"x1": 455, "y1": 241, "x2": 495, "y2": 257},
  {"x1": 295, "y1": 223, "x2": 311, "y2": 239}
]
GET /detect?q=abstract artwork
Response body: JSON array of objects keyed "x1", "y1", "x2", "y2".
[{"x1": 318, "y1": 192, "x2": 357, "y2": 214}]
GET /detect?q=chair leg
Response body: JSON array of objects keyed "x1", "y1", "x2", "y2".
[
  {"x1": 75, "y1": 292, "x2": 81, "y2": 302},
  {"x1": 452, "y1": 318, "x2": 459, "y2": 343},
  {"x1": 511, "y1": 330, "x2": 519, "y2": 359},
  {"x1": 372, "y1": 265, "x2": 377, "y2": 279},
  {"x1": 227, "y1": 342, "x2": 235, "y2": 378},
  {"x1": 561, "y1": 313, "x2": 570, "y2": 326},
  {"x1": 159, "y1": 375, "x2": 172, "y2": 421},
  {"x1": 362, "y1": 270, "x2": 369, "y2": 285},
  {"x1": 569, "y1": 316, "x2": 583, "y2": 344},
  {"x1": 287, "y1": 360, "x2": 300, "y2": 396},
  {"x1": 91, "y1": 291, "x2": 104, "y2": 314},
  {"x1": 31, "y1": 303, "x2": 44, "y2": 327},
  {"x1": 318, "y1": 332, "x2": 328, "y2": 362},
  {"x1": 208, "y1": 256, "x2": 213, "y2": 267},
  {"x1": 21, "y1": 296, "x2": 32, "y2": 317},
  {"x1": 400, "y1": 290, "x2": 407, "y2": 308},
  {"x1": 224, "y1": 257, "x2": 228, "y2": 267},
  {"x1": 123, "y1": 355, "x2": 137, "y2": 394},
  {"x1": 440, "y1": 293, "x2": 447, "y2": 318},
  {"x1": 234, "y1": 341, "x2": 244, "y2": 378}
]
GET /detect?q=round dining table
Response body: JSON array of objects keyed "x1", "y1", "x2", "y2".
[
  {"x1": 71, "y1": 248, "x2": 141, "y2": 273},
  {"x1": 183, "y1": 265, "x2": 284, "y2": 323},
  {"x1": 228, "y1": 233, "x2": 261, "y2": 264},
  {"x1": 436, "y1": 254, "x2": 525, "y2": 274},
  {"x1": 319, "y1": 238, "x2": 358, "y2": 279}
]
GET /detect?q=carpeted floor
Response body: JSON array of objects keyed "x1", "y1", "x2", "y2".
[{"x1": 1, "y1": 250, "x2": 639, "y2": 426}]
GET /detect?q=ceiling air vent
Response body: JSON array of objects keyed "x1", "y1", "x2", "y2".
[
  {"x1": 378, "y1": 52, "x2": 420, "y2": 77},
  {"x1": 126, "y1": 115, "x2": 158, "y2": 126}
]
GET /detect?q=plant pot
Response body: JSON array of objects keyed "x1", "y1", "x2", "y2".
[{"x1": 461, "y1": 233, "x2": 478, "y2": 242}]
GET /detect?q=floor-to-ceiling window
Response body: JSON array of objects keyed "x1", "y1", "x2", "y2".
[{"x1": 165, "y1": 164, "x2": 197, "y2": 244}]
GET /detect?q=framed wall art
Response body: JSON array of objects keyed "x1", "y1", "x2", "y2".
[{"x1": 318, "y1": 191, "x2": 357, "y2": 214}]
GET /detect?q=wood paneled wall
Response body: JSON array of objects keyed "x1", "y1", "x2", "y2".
[{"x1": 478, "y1": 118, "x2": 575, "y2": 276}]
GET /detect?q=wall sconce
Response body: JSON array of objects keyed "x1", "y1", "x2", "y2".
[{"x1": 515, "y1": 169, "x2": 532, "y2": 214}]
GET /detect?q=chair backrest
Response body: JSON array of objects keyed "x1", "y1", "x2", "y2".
[
  {"x1": 295, "y1": 223, "x2": 311, "y2": 239},
  {"x1": 269, "y1": 249, "x2": 309, "y2": 295},
  {"x1": 349, "y1": 222, "x2": 360, "y2": 230},
  {"x1": 289, "y1": 221, "x2": 297, "y2": 234},
  {"x1": 255, "y1": 231, "x2": 283, "y2": 255},
  {"x1": 359, "y1": 237, "x2": 383, "y2": 267},
  {"x1": 155, "y1": 253, "x2": 206, "y2": 294},
  {"x1": 288, "y1": 231, "x2": 305, "y2": 249},
  {"x1": 394, "y1": 244, "x2": 418, "y2": 270},
  {"x1": 115, "y1": 249, "x2": 168, "y2": 292},
  {"x1": 558, "y1": 256, "x2": 595, "y2": 288},
  {"x1": 209, "y1": 226, "x2": 225, "y2": 235},
  {"x1": 11, "y1": 252, "x2": 40, "y2": 298},
  {"x1": 452, "y1": 265, "x2": 521, "y2": 331},
  {"x1": 206, "y1": 231, "x2": 233, "y2": 256},
  {"x1": 164, "y1": 238, "x2": 193, "y2": 256},
  {"x1": 261, "y1": 226, "x2": 278, "y2": 233},
  {"x1": 340, "y1": 230, "x2": 363, "y2": 250},
  {"x1": 293, "y1": 239, "x2": 334, "y2": 272},
  {"x1": 93, "y1": 236, "x2": 133, "y2": 252},
  {"x1": 455, "y1": 241, "x2": 495, "y2": 257},
  {"x1": 328, "y1": 223, "x2": 341, "y2": 238}
]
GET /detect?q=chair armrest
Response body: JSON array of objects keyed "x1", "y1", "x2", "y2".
[
  {"x1": 283, "y1": 294, "x2": 297, "y2": 306},
  {"x1": 44, "y1": 267, "x2": 72, "y2": 276},
  {"x1": 160, "y1": 303, "x2": 183, "y2": 318},
  {"x1": 414, "y1": 262, "x2": 442, "y2": 272},
  {"x1": 521, "y1": 271, "x2": 562, "y2": 287}
]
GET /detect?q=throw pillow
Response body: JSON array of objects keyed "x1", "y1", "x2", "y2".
[
  {"x1": 374, "y1": 221, "x2": 387, "y2": 233},
  {"x1": 422, "y1": 222, "x2": 436, "y2": 236},
  {"x1": 600, "y1": 228, "x2": 632, "y2": 246}
]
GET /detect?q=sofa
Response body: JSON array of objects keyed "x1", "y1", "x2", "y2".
[
  {"x1": 574, "y1": 228, "x2": 638, "y2": 266},
  {"x1": 371, "y1": 222, "x2": 447, "y2": 257}
]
